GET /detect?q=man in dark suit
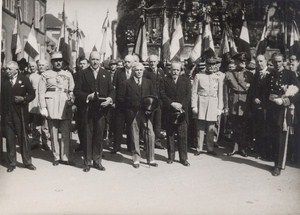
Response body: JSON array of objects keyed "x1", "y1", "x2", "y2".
[
  {"x1": 143, "y1": 54, "x2": 165, "y2": 149},
  {"x1": 160, "y1": 62, "x2": 191, "y2": 166},
  {"x1": 118, "y1": 62, "x2": 157, "y2": 168},
  {"x1": 265, "y1": 53, "x2": 300, "y2": 176},
  {"x1": 74, "y1": 51, "x2": 114, "y2": 172},
  {"x1": 1, "y1": 61, "x2": 36, "y2": 172},
  {"x1": 111, "y1": 55, "x2": 135, "y2": 154}
]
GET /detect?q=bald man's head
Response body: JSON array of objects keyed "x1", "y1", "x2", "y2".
[
  {"x1": 89, "y1": 51, "x2": 101, "y2": 69},
  {"x1": 124, "y1": 55, "x2": 134, "y2": 69},
  {"x1": 256, "y1": 54, "x2": 267, "y2": 70}
]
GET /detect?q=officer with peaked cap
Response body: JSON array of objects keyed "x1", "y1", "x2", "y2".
[
  {"x1": 38, "y1": 51, "x2": 75, "y2": 166},
  {"x1": 192, "y1": 57, "x2": 224, "y2": 156},
  {"x1": 224, "y1": 52, "x2": 254, "y2": 157}
]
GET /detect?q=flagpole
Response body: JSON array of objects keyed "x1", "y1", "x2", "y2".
[{"x1": 160, "y1": 0, "x2": 166, "y2": 63}]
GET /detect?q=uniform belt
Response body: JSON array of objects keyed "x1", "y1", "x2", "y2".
[
  {"x1": 198, "y1": 92, "x2": 217, "y2": 97},
  {"x1": 47, "y1": 88, "x2": 69, "y2": 93}
]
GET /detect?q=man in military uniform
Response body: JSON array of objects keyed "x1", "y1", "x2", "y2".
[
  {"x1": 224, "y1": 52, "x2": 254, "y2": 157},
  {"x1": 38, "y1": 52, "x2": 75, "y2": 166},
  {"x1": 191, "y1": 58, "x2": 224, "y2": 156},
  {"x1": 265, "y1": 53, "x2": 300, "y2": 176}
]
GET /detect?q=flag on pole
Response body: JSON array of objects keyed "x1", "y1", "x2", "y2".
[
  {"x1": 11, "y1": 9, "x2": 22, "y2": 61},
  {"x1": 256, "y1": 25, "x2": 270, "y2": 56},
  {"x1": 77, "y1": 33, "x2": 85, "y2": 58},
  {"x1": 24, "y1": 23, "x2": 39, "y2": 59},
  {"x1": 237, "y1": 18, "x2": 251, "y2": 60},
  {"x1": 202, "y1": 22, "x2": 215, "y2": 58},
  {"x1": 57, "y1": 1, "x2": 72, "y2": 66},
  {"x1": 100, "y1": 11, "x2": 112, "y2": 60},
  {"x1": 218, "y1": 24, "x2": 237, "y2": 62},
  {"x1": 169, "y1": 16, "x2": 184, "y2": 61},
  {"x1": 189, "y1": 24, "x2": 202, "y2": 62},
  {"x1": 290, "y1": 20, "x2": 300, "y2": 57},
  {"x1": 161, "y1": 9, "x2": 170, "y2": 62},
  {"x1": 133, "y1": 15, "x2": 148, "y2": 62}
]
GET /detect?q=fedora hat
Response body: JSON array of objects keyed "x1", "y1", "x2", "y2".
[
  {"x1": 141, "y1": 95, "x2": 159, "y2": 113},
  {"x1": 169, "y1": 108, "x2": 185, "y2": 124}
]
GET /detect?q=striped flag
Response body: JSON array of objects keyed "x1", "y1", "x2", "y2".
[
  {"x1": 290, "y1": 20, "x2": 300, "y2": 57},
  {"x1": 133, "y1": 15, "x2": 148, "y2": 62},
  {"x1": 189, "y1": 24, "x2": 202, "y2": 62},
  {"x1": 11, "y1": 10, "x2": 22, "y2": 61},
  {"x1": 202, "y1": 22, "x2": 215, "y2": 58},
  {"x1": 24, "y1": 23, "x2": 39, "y2": 59},
  {"x1": 237, "y1": 19, "x2": 251, "y2": 60},
  {"x1": 218, "y1": 25, "x2": 237, "y2": 62},
  {"x1": 170, "y1": 16, "x2": 184, "y2": 61},
  {"x1": 161, "y1": 9, "x2": 170, "y2": 61},
  {"x1": 100, "y1": 11, "x2": 112, "y2": 60}
]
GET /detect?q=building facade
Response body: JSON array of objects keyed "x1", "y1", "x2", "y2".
[{"x1": 2, "y1": 0, "x2": 47, "y2": 63}]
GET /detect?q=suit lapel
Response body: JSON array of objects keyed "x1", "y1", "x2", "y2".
[
  {"x1": 128, "y1": 78, "x2": 141, "y2": 97},
  {"x1": 166, "y1": 77, "x2": 177, "y2": 92}
]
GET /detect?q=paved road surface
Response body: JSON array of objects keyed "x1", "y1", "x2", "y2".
[{"x1": 0, "y1": 136, "x2": 300, "y2": 215}]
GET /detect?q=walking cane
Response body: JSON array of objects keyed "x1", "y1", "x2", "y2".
[{"x1": 20, "y1": 106, "x2": 31, "y2": 162}]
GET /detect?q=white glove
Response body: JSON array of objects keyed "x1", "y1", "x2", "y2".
[
  {"x1": 87, "y1": 93, "x2": 95, "y2": 101},
  {"x1": 40, "y1": 108, "x2": 48, "y2": 117},
  {"x1": 217, "y1": 109, "x2": 223, "y2": 116},
  {"x1": 171, "y1": 102, "x2": 182, "y2": 111},
  {"x1": 100, "y1": 97, "x2": 113, "y2": 107},
  {"x1": 192, "y1": 107, "x2": 198, "y2": 115},
  {"x1": 273, "y1": 98, "x2": 283, "y2": 106}
]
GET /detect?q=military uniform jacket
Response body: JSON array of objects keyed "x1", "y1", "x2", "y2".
[
  {"x1": 1, "y1": 74, "x2": 35, "y2": 126},
  {"x1": 74, "y1": 67, "x2": 115, "y2": 118},
  {"x1": 38, "y1": 69, "x2": 74, "y2": 120},
  {"x1": 191, "y1": 71, "x2": 224, "y2": 121},
  {"x1": 224, "y1": 69, "x2": 254, "y2": 116},
  {"x1": 160, "y1": 76, "x2": 191, "y2": 122},
  {"x1": 266, "y1": 69, "x2": 300, "y2": 127}
]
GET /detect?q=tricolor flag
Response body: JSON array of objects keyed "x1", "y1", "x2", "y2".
[
  {"x1": 57, "y1": 1, "x2": 72, "y2": 66},
  {"x1": 189, "y1": 23, "x2": 203, "y2": 62},
  {"x1": 256, "y1": 25, "x2": 270, "y2": 56},
  {"x1": 161, "y1": 9, "x2": 170, "y2": 62},
  {"x1": 100, "y1": 11, "x2": 112, "y2": 60},
  {"x1": 24, "y1": 23, "x2": 39, "y2": 59},
  {"x1": 11, "y1": 11, "x2": 22, "y2": 61},
  {"x1": 169, "y1": 16, "x2": 184, "y2": 61},
  {"x1": 202, "y1": 22, "x2": 215, "y2": 58},
  {"x1": 133, "y1": 15, "x2": 148, "y2": 62},
  {"x1": 237, "y1": 19, "x2": 251, "y2": 60},
  {"x1": 218, "y1": 25, "x2": 237, "y2": 62},
  {"x1": 290, "y1": 20, "x2": 300, "y2": 57},
  {"x1": 77, "y1": 32, "x2": 85, "y2": 58}
]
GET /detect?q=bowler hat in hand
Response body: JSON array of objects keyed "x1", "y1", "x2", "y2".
[
  {"x1": 141, "y1": 95, "x2": 159, "y2": 115},
  {"x1": 169, "y1": 108, "x2": 185, "y2": 124}
]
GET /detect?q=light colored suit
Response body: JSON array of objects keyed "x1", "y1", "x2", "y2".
[{"x1": 191, "y1": 71, "x2": 224, "y2": 153}]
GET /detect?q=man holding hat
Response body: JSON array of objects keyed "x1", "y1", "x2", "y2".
[
  {"x1": 160, "y1": 62, "x2": 191, "y2": 166},
  {"x1": 38, "y1": 51, "x2": 75, "y2": 166},
  {"x1": 118, "y1": 62, "x2": 157, "y2": 168},
  {"x1": 224, "y1": 52, "x2": 254, "y2": 157},
  {"x1": 191, "y1": 58, "x2": 224, "y2": 156}
]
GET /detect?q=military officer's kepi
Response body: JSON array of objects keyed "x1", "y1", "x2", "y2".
[
  {"x1": 232, "y1": 52, "x2": 247, "y2": 61},
  {"x1": 206, "y1": 58, "x2": 217, "y2": 64},
  {"x1": 51, "y1": 52, "x2": 63, "y2": 60}
]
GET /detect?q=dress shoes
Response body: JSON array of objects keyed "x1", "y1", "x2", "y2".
[
  {"x1": 272, "y1": 167, "x2": 281, "y2": 176},
  {"x1": 110, "y1": 149, "x2": 119, "y2": 154},
  {"x1": 52, "y1": 160, "x2": 59, "y2": 166},
  {"x1": 60, "y1": 160, "x2": 75, "y2": 166},
  {"x1": 155, "y1": 143, "x2": 164, "y2": 149},
  {"x1": 239, "y1": 150, "x2": 248, "y2": 157},
  {"x1": 207, "y1": 151, "x2": 218, "y2": 156},
  {"x1": 7, "y1": 166, "x2": 16, "y2": 173},
  {"x1": 148, "y1": 162, "x2": 158, "y2": 167},
  {"x1": 25, "y1": 164, "x2": 36, "y2": 171},
  {"x1": 41, "y1": 144, "x2": 51, "y2": 151},
  {"x1": 133, "y1": 163, "x2": 140, "y2": 168},
  {"x1": 194, "y1": 151, "x2": 202, "y2": 156},
  {"x1": 227, "y1": 150, "x2": 238, "y2": 156},
  {"x1": 83, "y1": 165, "x2": 91, "y2": 172},
  {"x1": 167, "y1": 159, "x2": 173, "y2": 164},
  {"x1": 181, "y1": 160, "x2": 190, "y2": 167},
  {"x1": 93, "y1": 163, "x2": 106, "y2": 171}
]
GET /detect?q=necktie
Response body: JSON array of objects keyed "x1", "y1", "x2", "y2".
[
  {"x1": 138, "y1": 78, "x2": 141, "y2": 86},
  {"x1": 10, "y1": 78, "x2": 14, "y2": 86}
]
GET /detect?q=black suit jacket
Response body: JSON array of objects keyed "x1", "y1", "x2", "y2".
[
  {"x1": 74, "y1": 66, "x2": 115, "y2": 117},
  {"x1": 160, "y1": 76, "x2": 191, "y2": 122},
  {"x1": 1, "y1": 74, "x2": 35, "y2": 129},
  {"x1": 118, "y1": 77, "x2": 155, "y2": 124},
  {"x1": 143, "y1": 67, "x2": 166, "y2": 97}
]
